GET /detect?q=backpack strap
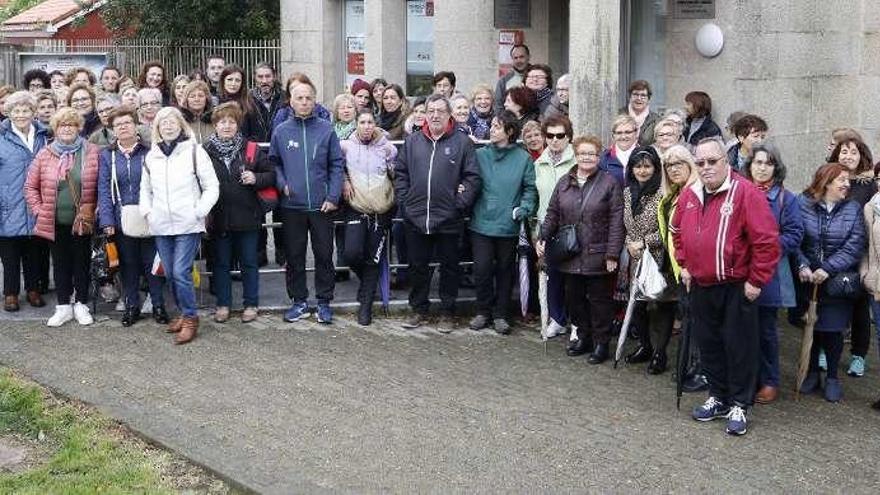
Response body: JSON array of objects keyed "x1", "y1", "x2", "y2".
[
  {"x1": 192, "y1": 143, "x2": 202, "y2": 193},
  {"x1": 245, "y1": 141, "x2": 258, "y2": 167}
]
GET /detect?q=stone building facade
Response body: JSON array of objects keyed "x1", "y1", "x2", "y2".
[{"x1": 281, "y1": 0, "x2": 880, "y2": 186}]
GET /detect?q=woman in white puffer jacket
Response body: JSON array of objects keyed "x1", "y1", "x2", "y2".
[{"x1": 140, "y1": 106, "x2": 219, "y2": 344}]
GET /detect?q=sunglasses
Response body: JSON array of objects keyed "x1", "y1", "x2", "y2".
[
  {"x1": 695, "y1": 156, "x2": 725, "y2": 168},
  {"x1": 545, "y1": 132, "x2": 567, "y2": 140}
]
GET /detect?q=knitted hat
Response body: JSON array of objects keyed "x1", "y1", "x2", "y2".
[{"x1": 351, "y1": 78, "x2": 371, "y2": 96}]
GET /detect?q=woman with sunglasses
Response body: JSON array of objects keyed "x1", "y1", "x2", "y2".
[{"x1": 533, "y1": 115, "x2": 576, "y2": 342}]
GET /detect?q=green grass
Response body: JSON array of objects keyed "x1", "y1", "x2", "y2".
[{"x1": 0, "y1": 369, "x2": 174, "y2": 494}]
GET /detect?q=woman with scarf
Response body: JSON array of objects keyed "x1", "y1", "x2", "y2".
[
  {"x1": 340, "y1": 108, "x2": 398, "y2": 326},
  {"x1": 332, "y1": 93, "x2": 357, "y2": 140},
  {"x1": 203, "y1": 102, "x2": 274, "y2": 324},
  {"x1": 404, "y1": 96, "x2": 427, "y2": 136},
  {"x1": 524, "y1": 64, "x2": 553, "y2": 116},
  {"x1": 522, "y1": 120, "x2": 545, "y2": 160},
  {"x1": 140, "y1": 107, "x2": 219, "y2": 344},
  {"x1": 378, "y1": 84, "x2": 409, "y2": 140},
  {"x1": 88, "y1": 93, "x2": 120, "y2": 149},
  {"x1": 618, "y1": 80, "x2": 659, "y2": 147},
  {"x1": 598, "y1": 114, "x2": 638, "y2": 184},
  {"x1": 829, "y1": 138, "x2": 875, "y2": 378},
  {"x1": 25, "y1": 107, "x2": 100, "y2": 327},
  {"x1": 743, "y1": 143, "x2": 803, "y2": 403},
  {"x1": 68, "y1": 84, "x2": 101, "y2": 139},
  {"x1": 467, "y1": 84, "x2": 494, "y2": 140},
  {"x1": 450, "y1": 94, "x2": 472, "y2": 136},
  {"x1": 622, "y1": 146, "x2": 677, "y2": 374}
]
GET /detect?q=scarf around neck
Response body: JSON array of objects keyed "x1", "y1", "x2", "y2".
[
  {"x1": 334, "y1": 120, "x2": 356, "y2": 140},
  {"x1": 158, "y1": 134, "x2": 187, "y2": 157},
  {"x1": 50, "y1": 136, "x2": 85, "y2": 181},
  {"x1": 207, "y1": 132, "x2": 244, "y2": 166}
]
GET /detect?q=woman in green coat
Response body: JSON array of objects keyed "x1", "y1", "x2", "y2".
[{"x1": 468, "y1": 110, "x2": 537, "y2": 334}]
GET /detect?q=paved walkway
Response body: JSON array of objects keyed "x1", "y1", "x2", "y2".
[{"x1": 0, "y1": 313, "x2": 878, "y2": 493}]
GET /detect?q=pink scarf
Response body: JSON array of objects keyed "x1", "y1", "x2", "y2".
[{"x1": 55, "y1": 152, "x2": 75, "y2": 181}]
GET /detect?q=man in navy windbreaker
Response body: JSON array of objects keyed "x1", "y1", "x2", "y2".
[{"x1": 269, "y1": 76, "x2": 344, "y2": 324}]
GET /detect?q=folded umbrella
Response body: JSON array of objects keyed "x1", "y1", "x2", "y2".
[
  {"x1": 613, "y1": 258, "x2": 641, "y2": 369},
  {"x1": 518, "y1": 223, "x2": 531, "y2": 318},
  {"x1": 795, "y1": 284, "x2": 820, "y2": 400},
  {"x1": 675, "y1": 298, "x2": 691, "y2": 411}
]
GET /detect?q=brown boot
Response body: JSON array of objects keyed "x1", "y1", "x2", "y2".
[
  {"x1": 174, "y1": 316, "x2": 199, "y2": 345},
  {"x1": 166, "y1": 316, "x2": 184, "y2": 333},
  {"x1": 4, "y1": 295, "x2": 19, "y2": 312}
]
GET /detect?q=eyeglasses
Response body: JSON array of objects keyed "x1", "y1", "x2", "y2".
[
  {"x1": 9, "y1": 108, "x2": 33, "y2": 117},
  {"x1": 545, "y1": 132, "x2": 568, "y2": 140},
  {"x1": 613, "y1": 129, "x2": 636, "y2": 136},
  {"x1": 113, "y1": 120, "x2": 135, "y2": 128},
  {"x1": 71, "y1": 97, "x2": 91, "y2": 105},
  {"x1": 97, "y1": 107, "x2": 116, "y2": 115},
  {"x1": 695, "y1": 156, "x2": 725, "y2": 168},
  {"x1": 526, "y1": 75, "x2": 547, "y2": 80},
  {"x1": 631, "y1": 93, "x2": 649, "y2": 100},
  {"x1": 665, "y1": 161, "x2": 686, "y2": 169},
  {"x1": 657, "y1": 132, "x2": 675, "y2": 138},
  {"x1": 576, "y1": 152, "x2": 599, "y2": 158},
  {"x1": 140, "y1": 101, "x2": 161, "y2": 108}
]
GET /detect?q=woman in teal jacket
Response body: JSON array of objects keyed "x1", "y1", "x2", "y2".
[{"x1": 468, "y1": 110, "x2": 537, "y2": 334}]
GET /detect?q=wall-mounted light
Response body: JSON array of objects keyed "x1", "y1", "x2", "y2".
[{"x1": 695, "y1": 23, "x2": 724, "y2": 58}]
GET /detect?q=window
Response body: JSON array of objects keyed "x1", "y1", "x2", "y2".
[{"x1": 406, "y1": 0, "x2": 434, "y2": 96}]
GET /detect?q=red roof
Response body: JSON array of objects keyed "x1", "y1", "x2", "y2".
[{"x1": 3, "y1": 0, "x2": 97, "y2": 27}]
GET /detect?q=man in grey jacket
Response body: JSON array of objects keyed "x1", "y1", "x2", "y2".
[{"x1": 493, "y1": 44, "x2": 531, "y2": 115}]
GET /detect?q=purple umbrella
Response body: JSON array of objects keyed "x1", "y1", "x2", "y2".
[
  {"x1": 517, "y1": 223, "x2": 531, "y2": 317},
  {"x1": 378, "y1": 233, "x2": 391, "y2": 315}
]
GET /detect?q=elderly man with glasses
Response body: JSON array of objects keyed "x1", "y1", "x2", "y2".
[{"x1": 670, "y1": 136, "x2": 780, "y2": 436}]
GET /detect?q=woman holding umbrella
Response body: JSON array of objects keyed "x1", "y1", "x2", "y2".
[
  {"x1": 621, "y1": 146, "x2": 677, "y2": 374},
  {"x1": 743, "y1": 143, "x2": 803, "y2": 404},
  {"x1": 467, "y1": 110, "x2": 537, "y2": 334},
  {"x1": 339, "y1": 108, "x2": 397, "y2": 326},
  {"x1": 797, "y1": 162, "x2": 866, "y2": 402}
]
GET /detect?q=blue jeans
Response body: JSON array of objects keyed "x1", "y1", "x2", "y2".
[
  {"x1": 213, "y1": 230, "x2": 259, "y2": 308},
  {"x1": 757, "y1": 306, "x2": 780, "y2": 387},
  {"x1": 154, "y1": 234, "x2": 201, "y2": 318}
]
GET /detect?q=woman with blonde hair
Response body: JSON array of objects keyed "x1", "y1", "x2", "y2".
[
  {"x1": 180, "y1": 80, "x2": 215, "y2": 144},
  {"x1": 140, "y1": 106, "x2": 219, "y2": 344},
  {"x1": 467, "y1": 84, "x2": 494, "y2": 140},
  {"x1": 331, "y1": 93, "x2": 357, "y2": 140}
]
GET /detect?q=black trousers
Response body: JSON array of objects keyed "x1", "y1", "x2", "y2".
[
  {"x1": 51, "y1": 226, "x2": 91, "y2": 305},
  {"x1": 564, "y1": 273, "x2": 615, "y2": 345},
  {"x1": 690, "y1": 282, "x2": 760, "y2": 407},
  {"x1": 850, "y1": 292, "x2": 871, "y2": 358},
  {"x1": 632, "y1": 299, "x2": 677, "y2": 353},
  {"x1": 115, "y1": 234, "x2": 164, "y2": 310},
  {"x1": 404, "y1": 223, "x2": 461, "y2": 315},
  {"x1": 281, "y1": 209, "x2": 335, "y2": 303},
  {"x1": 0, "y1": 236, "x2": 42, "y2": 296},
  {"x1": 471, "y1": 232, "x2": 517, "y2": 319},
  {"x1": 33, "y1": 237, "x2": 50, "y2": 293}
]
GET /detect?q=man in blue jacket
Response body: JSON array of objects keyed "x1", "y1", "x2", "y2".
[{"x1": 269, "y1": 76, "x2": 344, "y2": 324}]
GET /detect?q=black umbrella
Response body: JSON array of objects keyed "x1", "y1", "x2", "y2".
[{"x1": 675, "y1": 290, "x2": 691, "y2": 411}]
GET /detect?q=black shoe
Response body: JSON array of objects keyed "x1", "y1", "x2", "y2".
[
  {"x1": 682, "y1": 373, "x2": 709, "y2": 393},
  {"x1": 357, "y1": 303, "x2": 372, "y2": 326},
  {"x1": 152, "y1": 305, "x2": 170, "y2": 324},
  {"x1": 587, "y1": 343, "x2": 610, "y2": 364},
  {"x1": 566, "y1": 338, "x2": 592, "y2": 356},
  {"x1": 625, "y1": 345, "x2": 653, "y2": 364},
  {"x1": 122, "y1": 308, "x2": 141, "y2": 327},
  {"x1": 646, "y1": 352, "x2": 667, "y2": 375}
]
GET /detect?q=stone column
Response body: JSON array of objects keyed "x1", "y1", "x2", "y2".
[
  {"x1": 280, "y1": 0, "x2": 342, "y2": 103},
  {"x1": 568, "y1": 0, "x2": 621, "y2": 139},
  {"x1": 364, "y1": 0, "x2": 406, "y2": 84}
]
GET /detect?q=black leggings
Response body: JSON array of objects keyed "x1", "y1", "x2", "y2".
[{"x1": 810, "y1": 331, "x2": 844, "y2": 379}]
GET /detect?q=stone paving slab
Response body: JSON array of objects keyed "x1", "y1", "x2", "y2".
[{"x1": 0, "y1": 314, "x2": 878, "y2": 493}]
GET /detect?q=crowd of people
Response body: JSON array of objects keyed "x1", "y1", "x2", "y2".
[{"x1": 1, "y1": 43, "x2": 879, "y2": 437}]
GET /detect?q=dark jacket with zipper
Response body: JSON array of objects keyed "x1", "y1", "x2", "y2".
[
  {"x1": 247, "y1": 86, "x2": 284, "y2": 143},
  {"x1": 204, "y1": 140, "x2": 276, "y2": 235},
  {"x1": 797, "y1": 195, "x2": 865, "y2": 277},
  {"x1": 97, "y1": 140, "x2": 149, "y2": 229},
  {"x1": 393, "y1": 119, "x2": 482, "y2": 235},
  {"x1": 269, "y1": 112, "x2": 344, "y2": 211},
  {"x1": 541, "y1": 167, "x2": 625, "y2": 276}
]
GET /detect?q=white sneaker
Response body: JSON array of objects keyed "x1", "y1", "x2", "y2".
[
  {"x1": 546, "y1": 319, "x2": 565, "y2": 338},
  {"x1": 140, "y1": 294, "x2": 153, "y2": 314},
  {"x1": 73, "y1": 302, "x2": 94, "y2": 325},
  {"x1": 47, "y1": 305, "x2": 73, "y2": 327},
  {"x1": 115, "y1": 299, "x2": 125, "y2": 312}
]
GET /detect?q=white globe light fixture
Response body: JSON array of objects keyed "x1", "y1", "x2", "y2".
[{"x1": 695, "y1": 23, "x2": 724, "y2": 58}]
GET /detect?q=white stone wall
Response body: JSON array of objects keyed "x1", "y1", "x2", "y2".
[{"x1": 664, "y1": 0, "x2": 880, "y2": 188}]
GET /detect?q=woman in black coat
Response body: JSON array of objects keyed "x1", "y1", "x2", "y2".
[
  {"x1": 683, "y1": 91, "x2": 722, "y2": 147},
  {"x1": 203, "y1": 102, "x2": 275, "y2": 324}
]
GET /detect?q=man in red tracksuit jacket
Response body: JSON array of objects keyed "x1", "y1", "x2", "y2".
[{"x1": 671, "y1": 136, "x2": 780, "y2": 436}]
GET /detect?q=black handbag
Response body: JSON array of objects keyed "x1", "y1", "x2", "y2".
[
  {"x1": 825, "y1": 271, "x2": 861, "y2": 299},
  {"x1": 546, "y1": 178, "x2": 598, "y2": 264}
]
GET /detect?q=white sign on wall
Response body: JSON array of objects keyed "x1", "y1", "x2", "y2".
[{"x1": 19, "y1": 52, "x2": 109, "y2": 80}]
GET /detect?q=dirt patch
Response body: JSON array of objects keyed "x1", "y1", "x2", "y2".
[{"x1": 0, "y1": 434, "x2": 51, "y2": 474}]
